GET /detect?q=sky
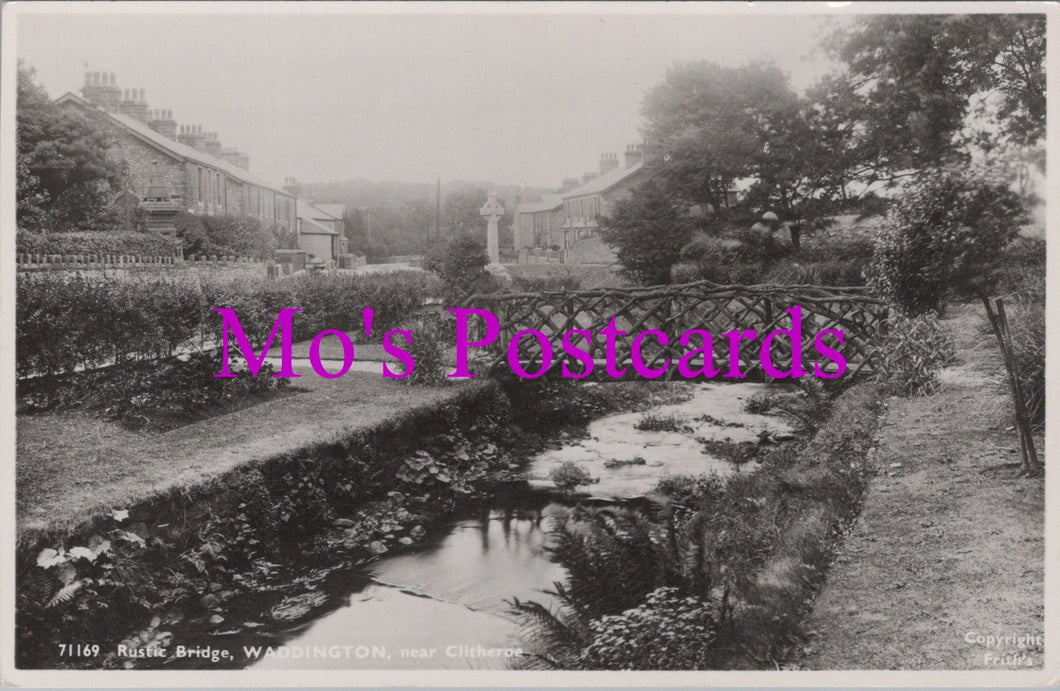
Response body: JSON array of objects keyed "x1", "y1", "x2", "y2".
[{"x1": 16, "y1": 5, "x2": 847, "y2": 190}]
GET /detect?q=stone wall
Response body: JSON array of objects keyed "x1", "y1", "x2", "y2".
[{"x1": 17, "y1": 254, "x2": 269, "y2": 282}]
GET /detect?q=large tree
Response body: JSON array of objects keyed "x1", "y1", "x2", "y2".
[
  {"x1": 641, "y1": 61, "x2": 798, "y2": 212},
  {"x1": 17, "y1": 62, "x2": 127, "y2": 232},
  {"x1": 826, "y1": 14, "x2": 1046, "y2": 172}
]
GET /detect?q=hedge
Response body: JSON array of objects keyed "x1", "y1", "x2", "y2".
[
  {"x1": 17, "y1": 231, "x2": 182, "y2": 259},
  {"x1": 17, "y1": 271, "x2": 443, "y2": 378}
]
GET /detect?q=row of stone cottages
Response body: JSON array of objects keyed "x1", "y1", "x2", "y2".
[{"x1": 55, "y1": 72, "x2": 347, "y2": 265}]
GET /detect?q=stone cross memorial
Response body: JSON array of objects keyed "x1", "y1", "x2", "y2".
[{"x1": 479, "y1": 191, "x2": 505, "y2": 264}]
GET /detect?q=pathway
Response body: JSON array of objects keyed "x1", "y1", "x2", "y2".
[{"x1": 798, "y1": 302, "x2": 1044, "y2": 670}]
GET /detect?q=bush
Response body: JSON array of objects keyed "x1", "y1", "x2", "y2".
[
  {"x1": 17, "y1": 275, "x2": 205, "y2": 377},
  {"x1": 16, "y1": 230, "x2": 181, "y2": 258},
  {"x1": 400, "y1": 314, "x2": 452, "y2": 386},
  {"x1": 17, "y1": 271, "x2": 441, "y2": 378},
  {"x1": 510, "y1": 273, "x2": 582, "y2": 292},
  {"x1": 871, "y1": 170, "x2": 1025, "y2": 315},
  {"x1": 99, "y1": 352, "x2": 288, "y2": 430},
  {"x1": 634, "y1": 411, "x2": 688, "y2": 432},
  {"x1": 579, "y1": 588, "x2": 721, "y2": 670},
  {"x1": 599, "y1": 180, "x2": 695, "y2": 286},
  {"x1": 1007, "y1": 299, "x2": 1045, "y2": 429},
  {"x1": 549, "y1": 461, "x2": 598, "y2": 491},
  {"x1": 180, "y1": 214, "x2": 279, "y2": 260},
  {"x1": 423, "y1": 233, "x2": 493, "y2": 299},
  {"x1": 762, "y1": 260, "x2": 865, "y2": 287},
  {"x1": 876, "y1": 312, "x2": 957, "y2": 396}
]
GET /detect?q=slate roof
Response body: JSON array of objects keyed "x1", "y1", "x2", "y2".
[
  {"x1": 54, "y1": 92, "x2": 291, "y2": 197},
  {"x1": 561, "y1": 161, "x2": 644, "y2": 199}
]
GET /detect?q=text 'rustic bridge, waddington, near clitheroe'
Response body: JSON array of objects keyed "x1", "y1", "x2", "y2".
[{"x1": 466, "y1": 280, "x2": 890, "y2": 381}]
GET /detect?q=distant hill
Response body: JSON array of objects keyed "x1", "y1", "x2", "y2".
[{"x1": 302, "y1": 178, "x2": 554, "y2": 212}]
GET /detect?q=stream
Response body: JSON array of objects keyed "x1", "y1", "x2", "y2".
[{"x1": 141, "y1": 382, "x2": 791, "y2": 670}]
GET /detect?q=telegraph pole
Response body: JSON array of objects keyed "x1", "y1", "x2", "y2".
[{"x1": 435, "y1": 176, "x2": 441, "y2": 242}]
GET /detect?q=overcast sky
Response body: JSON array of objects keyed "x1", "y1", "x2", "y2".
[{"x1": 16, "y1": 5, "x2": 846, "y2": 190}]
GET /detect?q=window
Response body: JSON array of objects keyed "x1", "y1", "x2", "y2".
[{"x1": 197, "y1": 167, "x2": 203, "y2": 202}]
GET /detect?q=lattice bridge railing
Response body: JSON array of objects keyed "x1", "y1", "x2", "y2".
[{"x1": 464, "y1": 280, "x2": 889, "y2": 380}]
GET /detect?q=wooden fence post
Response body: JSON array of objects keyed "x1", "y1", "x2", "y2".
[{"x1": 984, "y1": 296, "x2": 1040, "y2": 475}]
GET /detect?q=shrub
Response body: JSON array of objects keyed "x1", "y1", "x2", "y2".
[
  {"x1": 599, "y1": 179, "x2": 695, "y2": 286},
  {"x1": 549, "y1": 461, "x2": 598, "y2": 491},
  {"x1": 423, "y1": 233, "x2": 493, "y2": 298},
  {"x1": 399, "y1": 314, "x2": 452, "y2": 386},
  {"x1": 762, "y1": 260, "x2": 866, "y2": 287},
  {"x1": 870, "y1": 170, "x2": 1025, "y2": 315},
  {"x1": 510, "y1": 273, "x2": 582, "y2": 292},
  {"x1": 1007, "y1": 299, "x2": 1045, "y2": 429},
  {"x1": 17, "y1": 271, "x2": 440, "y2": 378},
  {"x1": 876, "y1": 312, "x2": 957, "y2": 396},
  {"x1": 193, "y1": 215, "x2": 279, "y2": 260},
  {"x1": 579, "y1": 588, "x2": 721, "y2": 670},
  {"x1": 634, "y1": 411, "x2": 688, "y2": 432},
  {"x1": 16, "y1": 230, "x2": 181, "y2": 258},
  {"x1": 653, "y1": 474, "x2": 725, "y2": 508},
  {"x1": 16, "y1": 275, "x2": 204, "y2": 377},
  {"x1": 18, "y1": 351, "x2": 289, "y2": 430}
]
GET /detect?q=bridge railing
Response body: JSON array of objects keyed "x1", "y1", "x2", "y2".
[{"x1": 465, "y1": 280, "x2": 889, "y2": 379}]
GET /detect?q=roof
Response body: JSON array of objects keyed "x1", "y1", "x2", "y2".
[
  {"x1": 517, "y1": 197, "x2": 564, "y2": 214},
  {"x1": 296, "y1": 199, "x2": 339, "y2": 234},
  {"x1": 54, "y1": 92, "x2": 291, "y2": 197},
  {"x1": 562, "y1": 161, "x2": 644, "y2": 200},
  {"x1": 313, "y1": 203, "x2": 346, "y2": 220}
]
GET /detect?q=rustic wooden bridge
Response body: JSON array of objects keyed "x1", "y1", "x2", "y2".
[{"x1": 465, "y1": 280, "x2": 889, "y2": 381}]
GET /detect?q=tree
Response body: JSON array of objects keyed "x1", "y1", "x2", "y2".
[
  {"x1": 599, "y1": 180, "x2": 695, "y2": 285},
  {"x1": 17, "y1": 62, "x2": 127, "y2": 231},
  {"x1": 826, "y1": 14, "x2": 1046, "y2": 174},
  {"x1": 641, "y1": 61, "x2": 797, "y2": 212},
  {"x1": 871, "y1": 169, "x2": 1025, "y2": 316},
  {"x1": 443, "y1": 188, "x2": 488, "y2": 237}
]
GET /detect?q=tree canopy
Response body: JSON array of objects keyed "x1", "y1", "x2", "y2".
[{"x1": 17, "y1": 62, "x2": 127, "y2": 232}]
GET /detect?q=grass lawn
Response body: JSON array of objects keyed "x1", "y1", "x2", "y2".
[{"x1": 16, "y1": 360, "x2": 479, "y2": 542}]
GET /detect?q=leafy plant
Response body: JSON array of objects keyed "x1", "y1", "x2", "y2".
[
  {"x1": 634, "y1": 411, "x2": 690, "y2": 433},
  {"x1": 399, "y1": 314, "x2": 452, "y2": 386},
  {"x1": 549, "y1": 462, "x2": 598, "y2": 491},
  {"x1": 876, "y1": 312, "x2": 957, "y2": 396},
  {"x1": 580, "y1": 587, "x2": 722, "y2": 670}
]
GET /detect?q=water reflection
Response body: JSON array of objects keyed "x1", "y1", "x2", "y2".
[{"x1": 253, "y1": 504, "x2": 565, "y2": 670}]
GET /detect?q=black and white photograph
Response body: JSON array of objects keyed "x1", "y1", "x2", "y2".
[{"x1": 1, "y1": 2, "x2": 1052, "y2": 685}]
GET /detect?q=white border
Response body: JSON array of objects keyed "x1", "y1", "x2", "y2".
[{"x1": 1, "y1": 1, "x2": 1057, "y2": 687}]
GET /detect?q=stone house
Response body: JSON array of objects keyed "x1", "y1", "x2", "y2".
[{"x1": 55, "y1": 74, "x2": 296, "y2": 238}]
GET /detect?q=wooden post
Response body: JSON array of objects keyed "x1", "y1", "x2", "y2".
[{"x1": 984, "y1": 296, "x2": 1040, "y2": 475}]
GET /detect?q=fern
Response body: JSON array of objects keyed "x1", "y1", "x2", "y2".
[{"x1": 45, "y1": 581, "x2": 83, "y2": 609}]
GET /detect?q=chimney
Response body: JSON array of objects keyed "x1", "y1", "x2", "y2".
[
  {"x1": 204, "y1": 131, "x2": 222, "y2": 156},
  {"x1": 624, "y1": 143, "x2": 643, "y2": 169},
  {"x1": 582, "y1": 171, "x2": 598, "y2": 184},
  {"x1": 600, "y1": 152, "x2": 619, "y2": 176},
  {"x1": 148, "y1": 108, "x2": 178, "y2": 140},
  {"x1": 283, "y1": 176, "x2": 303, "y2": 198},
  {"x1": 178, "y1": 124, "x2": 207, "y2": 151}
]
